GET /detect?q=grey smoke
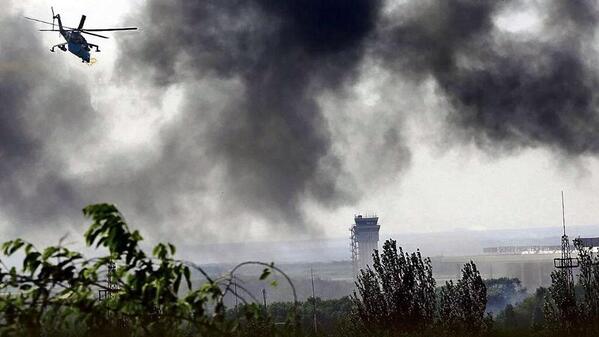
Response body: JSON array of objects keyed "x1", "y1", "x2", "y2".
[
  {"x1": 380, "y1": 0, "x2": 599, "y2": 155},
  {"x1": 0, "y1": 11, "x2": 97, "y2": 235},
  {"x1": 112, "y1": 0, "x2": 599, "y2": 237},
  {"x1": 115, "y1": 0, "x2": 384, "y2": 229},
  {"x1": 1, "y1": 0, "x2": 599, "y2": 243}
]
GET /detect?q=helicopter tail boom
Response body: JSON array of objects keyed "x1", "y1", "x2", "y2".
[{"x1": 54, "y1": 13, "x2": 65, "y2": 37}]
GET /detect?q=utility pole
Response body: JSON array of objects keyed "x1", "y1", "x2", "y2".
[
  {"x1": 311, "y1": 267, "x2": 317, "y2": 334},
  {"x1": 262, "y1": 288, "x2": 267, "y2": 314},
  {"x1": 234, "y1": 282, "x2": 238, "y2": 315}
]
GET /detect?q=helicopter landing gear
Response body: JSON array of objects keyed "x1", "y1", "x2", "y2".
[{"x1": 50, "y1": 44, "x2": 67, "y2": 53}]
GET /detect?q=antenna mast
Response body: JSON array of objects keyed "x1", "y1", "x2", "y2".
[
  {"x1": 554, "y1": 191, "x2": 578, "y2": 290},
  {"x1": 562, "y1": 191, "x2": 566, "y2": 236}
]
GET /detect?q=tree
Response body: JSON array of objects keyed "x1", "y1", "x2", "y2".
[
  {"x1": 352, "y1": 239, "x2": 436, "y2": 334},
  {"x1": 499, "y1": 304, "x2": 516, "y2": 328},
  {"x1": 438, "y1": 261, "x2": 489, "y2": 336},
  {"x1": 485, "y1": 277, "x2": 526, "y2": 313},
  {"x1": 496, "y1": 287, "x2": 547, "y2": 332},
  {"x1": 543, "y1": 240, "x2": 599, "y2": 336},
  {"x1": 575, "y1": 240, "x2": 599, "y2": 331}
]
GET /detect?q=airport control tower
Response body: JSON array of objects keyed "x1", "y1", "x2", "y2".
[{"x1": 350, "y1": 215, "x2": 380, "y2": 276}]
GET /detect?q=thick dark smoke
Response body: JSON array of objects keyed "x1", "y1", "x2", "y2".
[
  {"x1": 111, "y1": 0, "x2": 599, "y2": 236},
  {"x1": 117, "y1": 0, "x2": 384, "y2": 228},
  {"x1": 0, "y1": 9, "x2": 97, "y2": 235},
  {"x1": 380, "y1": 0, "x2": 599, "y2": 155},
  {"x1": 2, "y1": 0, "x2": 599, "y2": 244}
]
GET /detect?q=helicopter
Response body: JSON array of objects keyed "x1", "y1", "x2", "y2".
[{"x1": 25, "y1": 8, "x2": 137, "y2": 63}]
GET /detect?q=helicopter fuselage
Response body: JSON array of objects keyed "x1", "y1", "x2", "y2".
[{"x1": 63, "y1": 31, "x2": 91, "y2": 63}]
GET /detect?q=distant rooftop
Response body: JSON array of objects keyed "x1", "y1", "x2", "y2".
[
  {"x1": 576, "y1": 237, "x2": 599, "y2": 248},
  {"x1": 483, "y1": 245, "x2": 561, "y2": 255}
]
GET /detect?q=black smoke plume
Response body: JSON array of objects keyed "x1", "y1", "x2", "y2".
[
  {"x1": 112, "y1": 0, "x2": 599, "y2": 236},
  {"x1": 116, "y1": 0, "x2": 384, "y2": 228},
  {"x1": 380, "y1": 0, "x2": 599, "y2": 154},
  {"x1": 3, "y1": 0, "x2": 599, "y2": 243}
]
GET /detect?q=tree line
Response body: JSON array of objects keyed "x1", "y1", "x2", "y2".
[{"x1": 1, "y1": 204, "x2": 599, "y2": 336}]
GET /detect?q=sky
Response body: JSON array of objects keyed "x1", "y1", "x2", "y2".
[{"x1": 2, "y1": 0, "x2": 599, "y2": 252}]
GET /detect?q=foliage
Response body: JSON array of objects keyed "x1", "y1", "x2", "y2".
[
  {"x1": 574, "y1": 240, "x2": 599, "y2": 331},
  {"x1": 438, "y1": 261, "x2": 490, "y2": 336},
  {"x1": 351, "y1": 240, "x2": 493, "y2": 336},
  {"x1": 544, "y1": 268, "x2": 578, "y2": 334},
  {"x1": 0, "y1": 204, "x2": 296, "y2": 337},
  {"x1": 485, "y1": 278, "x2": 527, "y2": 314},
  {"x1": 233, "y1": 296, "x2": 354, "y2": 336},
  {"x1": 495, "y1": 287, "x2": 546, "y2": 333},
  {"x1": 543, "y1": 240, "x2": 599, "y2": 336},
  {"x1": 278, "y1": 296, "x2": 352, "y2": 333},
  {"x1": 9, "y1": 203, "x2": 599, "y2": 337},
  {"x1": 352, "y1": 239, "x2": 436, "y2": 335}
]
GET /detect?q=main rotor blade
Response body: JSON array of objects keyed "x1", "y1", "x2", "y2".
[
  {"x1": 39, "y1": 29, "x2": 60, "y2": 32},
  {"x1": 24, "y1": 16, "x2": 75, "y2": 29},
  {"x1": 80, "y1": 31, "x2": 109, "y2": 39},
  {"x1": 83, "y1": 27, "x2": 138, "y2": 32},
  {"x1": 77, "y1": 15, "x2": 86, "y2": 30}
]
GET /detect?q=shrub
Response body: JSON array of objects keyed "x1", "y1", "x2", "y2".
[{"x1": 0, "y1": 204, "x2": 296, "y2": 337}]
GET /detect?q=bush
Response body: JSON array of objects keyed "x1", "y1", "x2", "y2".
[{"x1": 0, "y1": 204, "x2": 297, "y2": 337}]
